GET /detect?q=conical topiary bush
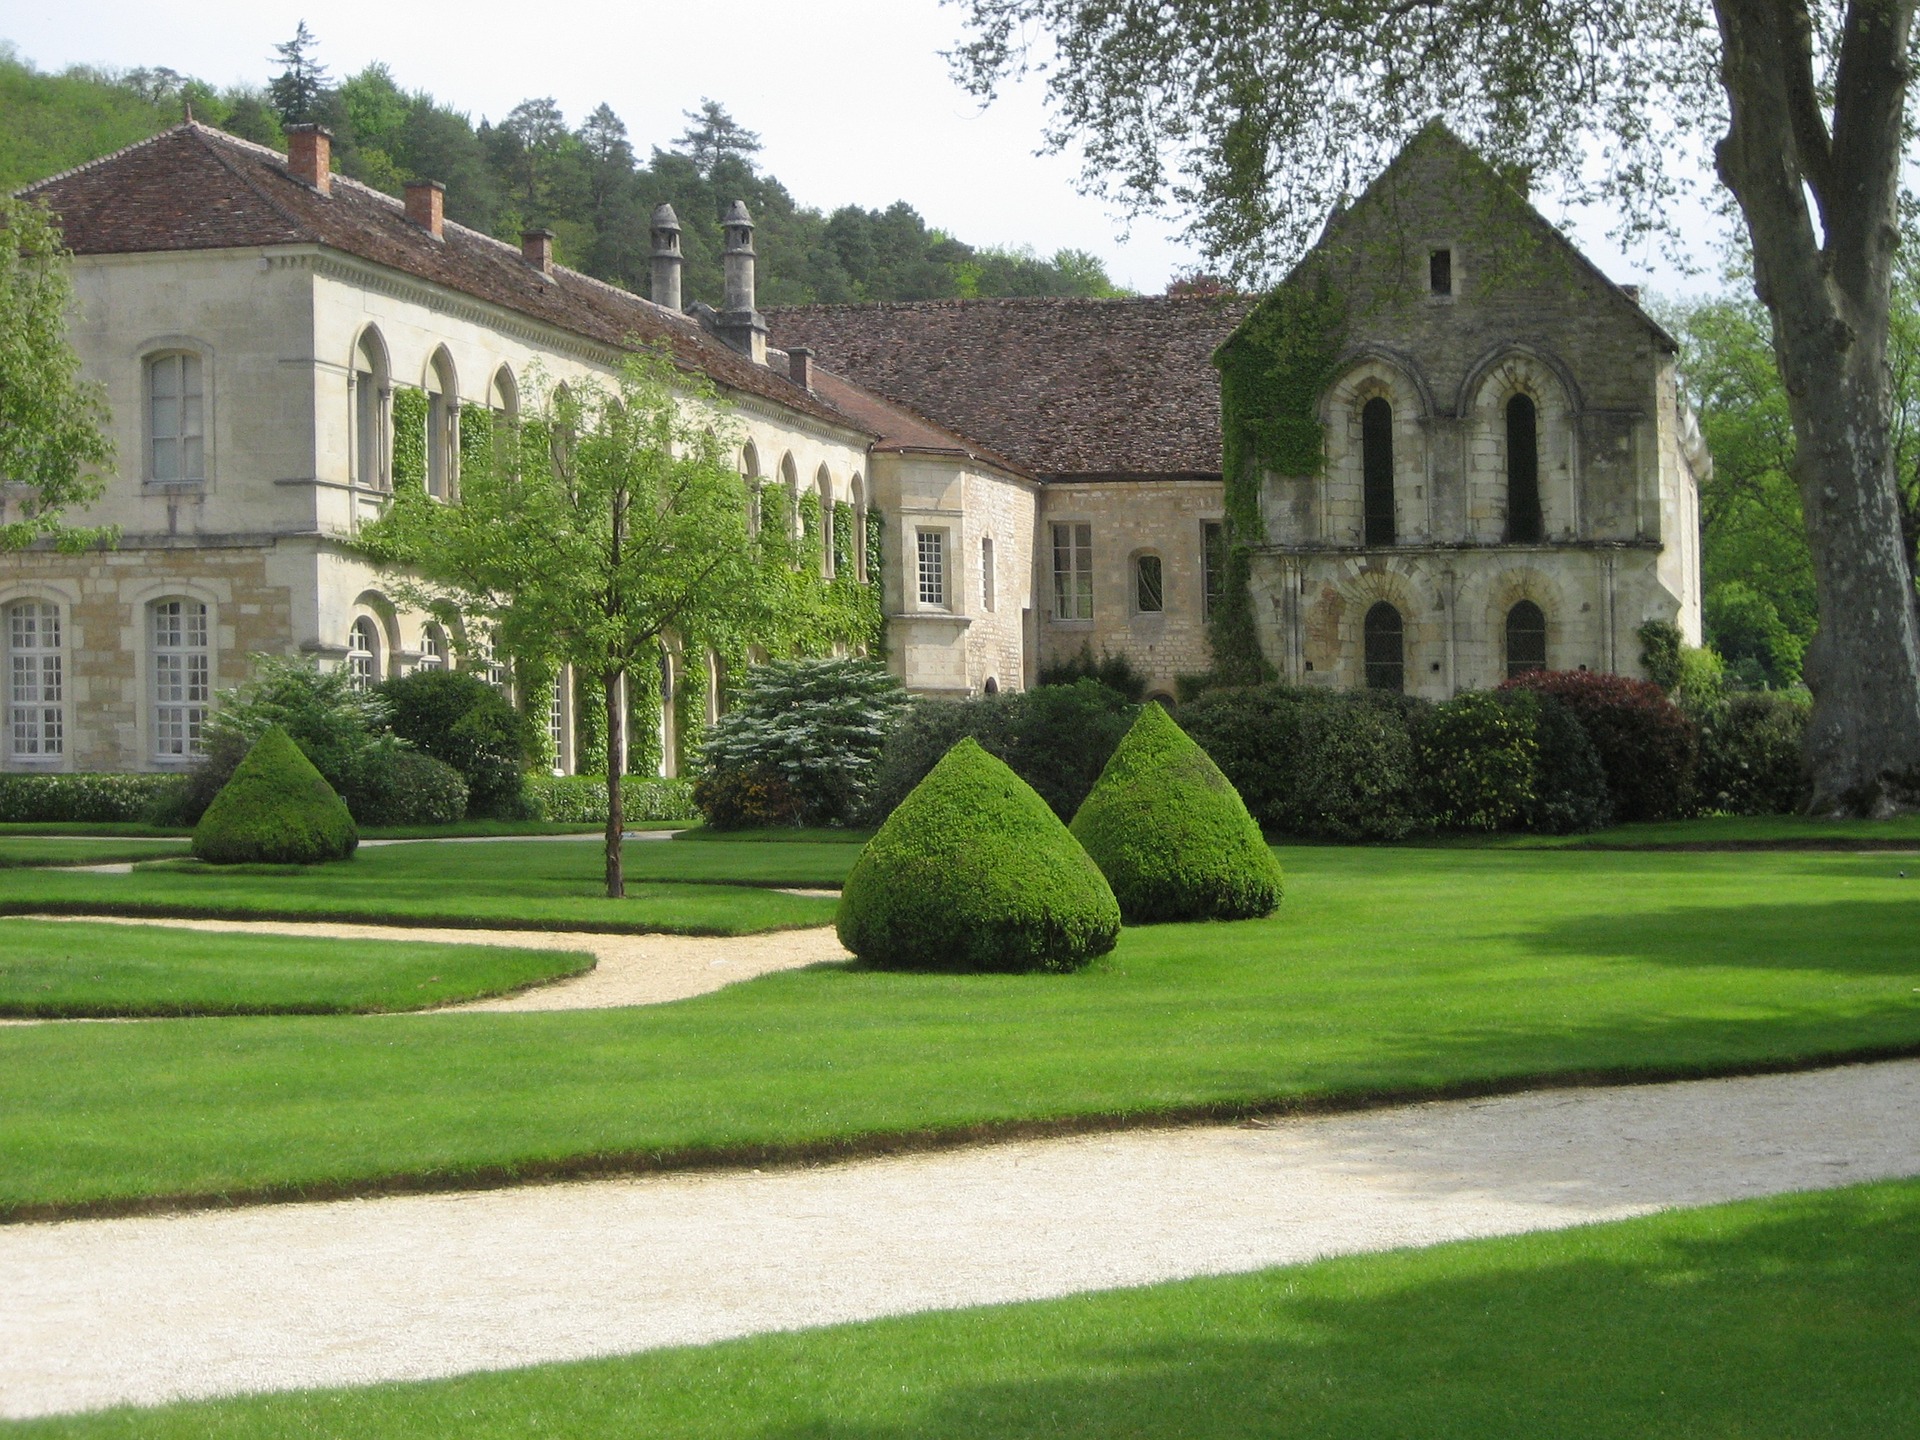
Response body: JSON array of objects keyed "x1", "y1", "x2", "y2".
[
  {"x1": 192, "y1": 725, "x2": 358, "y2": 865},
  {"x1": 1070, "y1": 702, "x2": 1283, "y2": 923},
  {"x1": 836, "y1": 737, "x2": 1120, "y2": 973}
]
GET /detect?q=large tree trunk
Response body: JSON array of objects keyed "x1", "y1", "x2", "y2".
[
  {"x1": 604, "y1": 668, "x2": 625, "y2": 899},
  {"x1": 1715, "y1": 0, "x2": 1920, "y2": 815}
]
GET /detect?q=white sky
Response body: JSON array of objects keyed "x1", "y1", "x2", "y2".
[{"x1": 5, "y1": 0, "x2": 1726, "y2": 297}]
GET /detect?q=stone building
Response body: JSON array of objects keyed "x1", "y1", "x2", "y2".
[{"x1": 5, "y1": 119, "x2": 1700, "y2": 777}]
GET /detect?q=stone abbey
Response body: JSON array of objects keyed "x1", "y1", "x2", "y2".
[{"x1": 5, "y1": 120, "x2": 1702, "y2": 776}]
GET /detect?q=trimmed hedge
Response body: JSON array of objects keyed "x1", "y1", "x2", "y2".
[
  {"x1": 191, "y1": 726, "x2": 358, "y2": 865},
  {"x1": 378, "y1": 670, "x2": 529, "y2": 819},
  {"x1": 837, "y1": 737, "x2": 1121, "y2": 973},
  {"x1": 346, "y1": 749, "x2": 469, "y2": 828},
  {"x1": 1070, "y1": 703, "x2": 1283, "y2": 922},
  {"x1": 0, "y1": 771, "x2": 188, "y2": 824},
  {"x1": 525, "y1": 774, "x2": 699, "y2": 825},
  {"x1": 1499, "y1": 670, "x2": 1697, "y2": 822}
]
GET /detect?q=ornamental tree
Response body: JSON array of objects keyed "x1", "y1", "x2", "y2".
[
  {"x1": 951, "y1": 0, "x2": 1920, "y2": 815},
  {"x1": 360, "y1": 350, "x2": 771, "y2": 897},
  {"x1": 0, "y1": 197, "x2": 114, "y2": 553}
]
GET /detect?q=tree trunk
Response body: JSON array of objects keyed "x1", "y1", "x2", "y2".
[
  {"x1": 1714, "y1": 0, "x2": 1920, "y2": 815},
  {"x1": 604, "y1": 668, "x2": 625, "y2": 898}
]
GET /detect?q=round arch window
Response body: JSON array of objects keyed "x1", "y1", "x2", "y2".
[
  {"x1": 1363, "y1": 602, "x2": 1404, "y2": 692},
  {"x1": 1506, "y1": 600, "x2": 1548, "y2": 677},
  {"x1": 348, "y1": 616, "x2": 381, "y2": 690}
]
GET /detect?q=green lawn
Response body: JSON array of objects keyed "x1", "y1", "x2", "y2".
[
  {"x1": 1462, "y1": 812, "x2": 1920, "y2": 849},
  {"x1": 2, "y1": 846, "x2": 1916, "y2": 1218},
  {"x1": 0, "y1": 837, "x2": 189, "y2": 868},
  {"x1": 11, "y1": 1178, "x2": 1916, "y2": 1437},
  {"x1": 0, "y1": 838, "x2": 842, "y2": 934},
  {"x1": 0, "y1": 919, "x2": 589, "y2": 1017}
]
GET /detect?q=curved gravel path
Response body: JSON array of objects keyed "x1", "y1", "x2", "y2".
[
  {"x1": 3, "y1": 1058, "x2": 1915, "y2": 1421},
  {"x1": 8, "y1": 915, "x2": 850, "y2": 1012}
]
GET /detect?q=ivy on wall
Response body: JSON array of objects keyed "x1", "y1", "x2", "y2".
[
  {"x1": 832, "y1": 501, "x2": 855, "y2": 575},
  {"x1": 390, "y1": 388, "x2": 428, "y2": 491}
]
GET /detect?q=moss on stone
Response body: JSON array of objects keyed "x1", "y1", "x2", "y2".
[
  {"x1": 1070, "y1": 702, "x2": 1283, "y2": 923},
  {"x1": 191, "y1": 725, "x2": 358, "y2": 866},
  {"x1": 836, "y1": 737, "x2": 1120, "y2": 973}
]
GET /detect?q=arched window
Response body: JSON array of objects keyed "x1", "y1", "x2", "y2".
[
  {"x1": 780, "y1": 453, "x2": 801, "y2": 542},
  {"x1": 982, "y1": 536, "x2": 996, "y2": 611},
  {"x1": 347, "y1": 616, "x2": 381, "y2": 690},
  {"x1": 851, "y1": 473, "x2": 868, "y2": 581},
  {"x1": 1506, "y1": 600, "x2": 1548, "y2": 677},
  {"x1": 1362, "y1": 397, "x2": 1395, "y2": 545},
  {"x1": 427, "y1": 349, "x2": 457, "y2": 499},
  {"x1": 418, "y1": 624, "x2": 447, "y2": 671},
  {"x1": 816, "y1": 465, "x2": 834, "y2": 576},
  {"x1": 741, "y1": 442, "x2": 762, "y2": 536},
  {"x1": 147, "y1": 352, "x2": 205, "y2": 483},
  {"x1": 983, "y1": 676, "x2": 999, "y2": 696},
  {"x1": 151, "y1": 599, "x2": 210, "y2": 761},
  {"x1": 1135, "y1": 553, "x2": 1165, "y2": 613},
  {"x1": 352, "y1": 331, "x2": 389, "y2": 490},
  {"x1": 1363, "y1": 602, "x2": 1404, "y2": 692},
  {"x1": 6, "y1": 600, "x2": 64, "y2": 760},
  {"x1": 489, "y1": 366, "x2": 517, "y2": 420},
  {"x1": 1506, "y1": 394, "x2": 1542, "y2": 542}
]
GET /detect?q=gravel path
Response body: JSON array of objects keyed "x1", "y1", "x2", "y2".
[
  {"x1": 9, "y1": 915, "x2": 849, "y2": 1012},
  {"x1": 4, "y1": 1058, "x2": 1915, "y2": 1420}
]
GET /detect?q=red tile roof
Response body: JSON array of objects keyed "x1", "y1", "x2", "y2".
[
  {"x1": 18, "y1": 124, "x2": 864, "y2": 433},
  {"x1": 767, "y1": 294, "x2": 1252, "y2": 480}
]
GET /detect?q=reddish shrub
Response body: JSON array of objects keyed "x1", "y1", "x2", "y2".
[
  {"x1": 691, "y1": 766, "x2": 805, "y2": 831},
  {"x1": 1497, "y1": 670, "x2": 1697, "y2": 822}
]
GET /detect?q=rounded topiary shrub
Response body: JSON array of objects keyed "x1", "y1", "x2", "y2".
[
  {"x1": 836, "y1": 737, "x2": 1120, "y2": 973},
  {"x1": 344, "y1": 748, "x2": 469, "y2": 828},
  {"x1": 191, "y1": 725, "x2": 358, "y2": 865},
  {"x1": 1069, "y1": 703, "x2": 1283, "y2": 923},
  {"x1": 377, "y1": 669, "x2": 528, "y2": 818}
]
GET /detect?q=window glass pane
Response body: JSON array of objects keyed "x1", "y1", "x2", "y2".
[
  {"x1": 1363, "y1": 603, "x2": 1404, "y2": 692},
  {"x1": 1363, "y1": 398, "x2": 1395, "y2": 545},
  {"x1": 1202, "y1": 523, "x2": 1225, "y2": 620},
  {"x1": 1136, "y1": 555, "x2": 1164, "y2": 612},
  {"x1": 1506, "y1": 601, "x2": 1548, "y2": 677},
  {"x1": 8, "y1": 602, "x2": 65, "y2": 757},
  {"x1": 917, "y1": 530, "x2": 945, "y2": 607},
  {"x1": 152, "y1": 600, "x2": 210, "y2": 758}
]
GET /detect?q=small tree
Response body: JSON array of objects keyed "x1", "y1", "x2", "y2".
[
  {"x1": 361, "y1": 350, "x2": 769, "y2": 897},
  {"x1": 0, "y1": 198, "x2": 114, "y2": 553},
  {"x1": 266, "y1": 22, "x2": 330, "y2": 127}
]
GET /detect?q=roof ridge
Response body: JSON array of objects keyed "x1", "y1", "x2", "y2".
[
  {"x1": 765, "y1": 294, "x2": 1216, "y2": 316},
  {"x1": 11, "y1": 122, "x2": 198, "y2": 199}
]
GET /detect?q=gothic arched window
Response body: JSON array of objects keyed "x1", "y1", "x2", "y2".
[
  {"x1": 1506, "y1": 600, "x2": 1548, "y2": 677},
  {"x1": 1362, "y1": 397, "x2": 1395, "y2": 546},
  {"x1": 1506, "y1": 394, "x2": 1543, "y2": 543},
  {"x1": 1363, "y1": 602, "x2": 1404, "y2": 692}
]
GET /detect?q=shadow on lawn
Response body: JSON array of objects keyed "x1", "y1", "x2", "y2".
[
  {"x1": 1519, "y1": 896, "x2": 1920, "y2": 976},
  {"x1": 729, "y1": 1187, "x2": 1918, "y2": 1440}
]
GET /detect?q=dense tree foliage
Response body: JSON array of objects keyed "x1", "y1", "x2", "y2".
[{"x1": 0, "y1": 43, "x2": 1125, "y2": 305}]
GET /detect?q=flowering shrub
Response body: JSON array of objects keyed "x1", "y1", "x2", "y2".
[
  {"x1": 1499, "y1": 669, "x2": 1697, "y2": 822},
  {"x1": 1414, "y1": 690, "x2": 1538, "y2": 831}
]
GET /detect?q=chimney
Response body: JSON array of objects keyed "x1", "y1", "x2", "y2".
[
  {"x1": 717, "y1": 200, "x2": 768, "y2": 365},
  {"x1": 650, "y1": 203, "x2": 683, "y2": 311},
  {"x1": 521, "y1": 228, "x2": 555, "y2": 276},
  {"x1": 405, "y1": 180, "x2": 445, "y2": 239},
  {"x1": 286, "y1": 124, "x2": 333, "y2": 196},
  {"x1": 788, "y1": 346, "x2": 814, "y2": 391}
]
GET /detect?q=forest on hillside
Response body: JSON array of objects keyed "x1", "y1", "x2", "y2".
[{"x1": 0, "y1": 29, "x2": 1128, "y2": 308}]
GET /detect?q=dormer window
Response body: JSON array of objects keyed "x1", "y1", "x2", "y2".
[{"x1": 1429, "y1": 248, "x2": 1453, "y2": 297}]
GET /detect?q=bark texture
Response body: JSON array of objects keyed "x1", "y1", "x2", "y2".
[
  {"x1": 1715, "y1": 0, "x2": 1920, "y2": 814},
  {"x1": 604, "y1": 671, "x2": 625, "y2": 899}
]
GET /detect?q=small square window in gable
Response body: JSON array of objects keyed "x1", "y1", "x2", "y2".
[{"x1": 1428, "y1": 248, "x2": 1453, "y2": 298}]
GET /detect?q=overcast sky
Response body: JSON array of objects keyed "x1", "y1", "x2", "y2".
[{"x1": 6, "y1": 0, "x2": 1726, "y2": 297}]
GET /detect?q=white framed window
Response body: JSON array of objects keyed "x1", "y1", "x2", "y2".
[
  {"x1": 1051, "y1": 522, "x2": 1093, "y2": 621},
  {"x1": 352, "y1": 331, "x2": 389, "y2": 490},
  {"x1": 347, "y1": 617, "x2": 380, "y2": 690},
  {"x1": 147, "y1": 352, "x2": 206, "y2": 483},
  {"x1": 479, "y1": 630, "x2": 511, "y2": 695},
  {"x1": 427, "y1": 350, "x2": 456, "y2": 500},
  {"x1": 417, "y1": 624, "x2": 446, "y2": 670},
  {"x1": 151, "y1": 599, "x2": 209, "y2": 761},
  {"x1": 981, "y1": 536, "x2": 996, "y2": 612},
  {"x1": 1202, "y1": 521, "x2": 1226, "y2": 620},
  {"x1": 7, "y1": 601, "x2": 64, "y2": 761},
  {"x1": 548, "y1": 671, "x2": 568, "y2": 774},
  {"x1": 916, "y1": 529, "x2": 946, "y2": 607}
]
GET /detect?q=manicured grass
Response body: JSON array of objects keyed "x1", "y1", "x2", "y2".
[
  {"x1": 359, "y1": 820, "x2": 605, "y2": 839},
  {"x1": 0, "y1": 823, "x2": 187, "y2": 838},
  {"x1": 0, "y1": 837, "x2": 188, "y2": 868},
  {"x1": 0, "y1": 839, "x2": 841, "y2": 934},
  {"x1": 12, "y1": 1178, "x2": 1917, "y2": 1437},
  {"x1": 672, "y1": 825, "x2": 870, "y2": 844},
  {"x1": 1, "y1": 847, "x2": 1916, "y2": 1217},
  {"x1": 0, "y1": 919, "x2": 589, "y2": 1017},
  {"x1": 1455, "y1": 813, "x2": 1920, "y2": 849}
]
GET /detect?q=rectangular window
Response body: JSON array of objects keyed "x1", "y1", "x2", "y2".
[
  {"x1": 428, "y1": 389, "x2": 451, "y2": 499},
  {"x1": 149, "y1": 353, "x2": 205, "y2": 483},
  {"x1": 1429, "y1": 248, "x2": 1453, "y2": 297},
  {"x1": 354, "y1": 372, "x2": 382, "y2": 488},
  {"x1": 1202, "y1": 522, "x2": 1226, "y2": 620},
  {"x1": 152, "y1": 600, "x2": 210, "y2": 760},
  {"x1": 8, "y1": 602, "x2": 63, "y2": 759},
  {"x1": 981, "y1": 536, "x2": 996, "y2": 612},
  {"x1": 916, "y1": 529, "x2": 946, "y2": 607},
  {"x1": 549, "y1": 672, "x2": 568, "y2": 773},
  {"x1": 1051, "y1": 522, "x2": 1093, "y2": 621},
  {"x1": 1135, "y1": 554, "x2": 1164, "y2": 613}
]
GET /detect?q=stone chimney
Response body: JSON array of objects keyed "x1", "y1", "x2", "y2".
[
  {"x1": 717, "y1": 200, "x2": 767, "y2": 364},
  {"x1": 286, "y1": 125, "x2": 332, "y2": 195},
  {"x1": 521, "y1": 228, "x2": 555, "y2": 276},
  {"x1": 405, "y1": 180, "x2": 445, "y2": 239},
  {"x1": 788, "y1": 346, "x2": 814, "y2": 391},
  {"x1": 650, "y1": 203, "x2": 683, "y2": 311}
]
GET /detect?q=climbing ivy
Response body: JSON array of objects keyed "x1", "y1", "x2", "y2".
[
  {"x1": 390, "y1": 388, "x2": 428, "y2": 491},
  {"x1": 832, "y1": 501, "x2": 855, "y2": 575}
]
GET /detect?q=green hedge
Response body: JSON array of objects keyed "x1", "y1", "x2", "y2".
[
  {"x1": 1070, "y1": 703, "x2": 1283, "y2": 923},
  {"x1": 191, "y1": 726, "x2": 358, "y2": 865},
  {"x1": 0, "y1": 771, "x2": 189, "y2": 824},
  {"x1": 525, "y1": 773, "x2": 699, "y2": 825},
  {"x1": 837, "y1": 737, "x2": 1121, "y2": 973}
]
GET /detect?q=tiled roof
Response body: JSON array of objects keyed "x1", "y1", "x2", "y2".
[
  {"x1": 18, "y1": 124, "x2": 864, "y2": 433},
  {"x1": 767, "y1": 295, "x2": 1253, "y2": 480}
]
